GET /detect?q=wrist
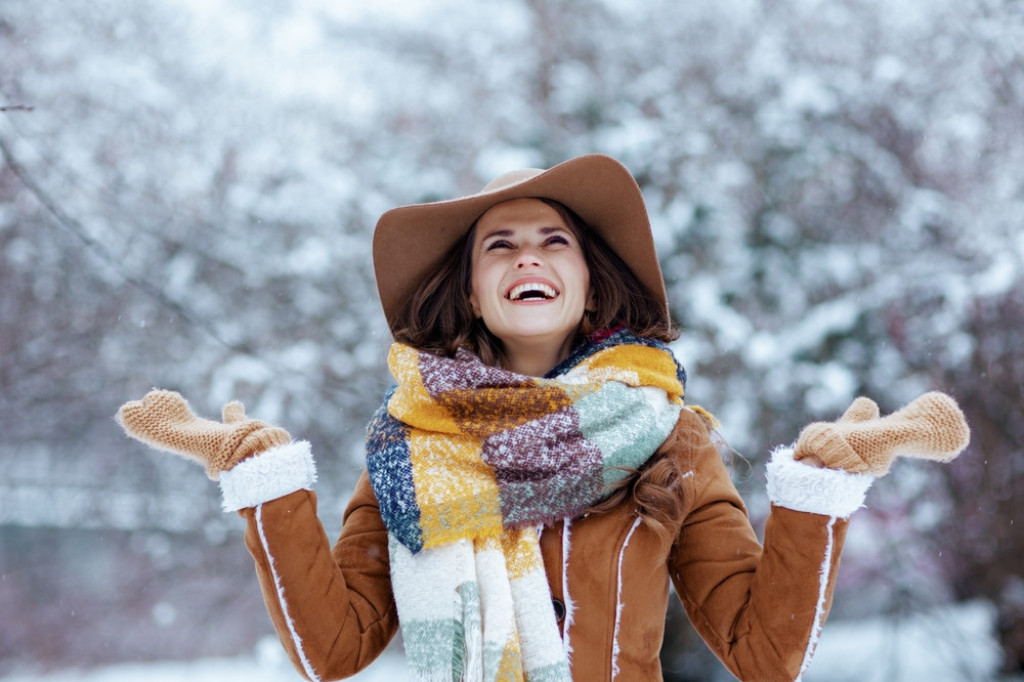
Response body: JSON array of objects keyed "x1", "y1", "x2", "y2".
[
  {"x1": 767, "y1": 445, "x2": 873, "y2": 518},
  {"x1": 206, "y1": 424, "x2": 294, "y2": 480},
  {"x1": 219, "y1": 440, "x2": 317, "y2": 512}
]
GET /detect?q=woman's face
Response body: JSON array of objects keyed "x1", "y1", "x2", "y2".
[{"x1": 469, "y1": 198, "x2": 592, "y2": 376}]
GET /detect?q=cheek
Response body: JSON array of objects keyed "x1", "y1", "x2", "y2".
[
  {"x1": 573, "y1": 258, "x2": 593, "y2": 307},
  {"x1": 468, "y1": 266, "x2": 488, "y2": 317}
]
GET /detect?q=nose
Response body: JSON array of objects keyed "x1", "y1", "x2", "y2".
[{"x1": 514, "y1": 245, "x2": 542, "y2": 269}]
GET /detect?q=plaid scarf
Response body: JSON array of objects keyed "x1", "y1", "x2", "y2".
[{"x1": 366, "y1": 328, "x2": 686, "y2": 681}]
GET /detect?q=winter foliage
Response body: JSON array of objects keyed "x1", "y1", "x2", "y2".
[{"x1": 1, "y1": 0, "x2": 1022, "y2": 678}]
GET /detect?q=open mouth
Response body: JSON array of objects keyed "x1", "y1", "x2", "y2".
[{"x1": 506, "y1": 282, "x2": 558, "y2": 301}]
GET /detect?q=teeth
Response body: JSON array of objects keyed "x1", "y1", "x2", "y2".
[{"x1": 508, "y1": 282, "x2": 557, "y2": 300}]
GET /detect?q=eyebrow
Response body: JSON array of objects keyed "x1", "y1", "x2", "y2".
[{"x1": 480, "y1": 226, "x2": 569, "y2": 240}]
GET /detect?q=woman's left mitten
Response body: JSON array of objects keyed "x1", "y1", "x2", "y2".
[{"x1": 794, "y1": 391, "x2": 970, "y2": 476}]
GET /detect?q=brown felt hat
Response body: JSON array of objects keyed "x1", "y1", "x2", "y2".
[{"x1": 372, "y1": 153, "x2": 666, "y2": 334}]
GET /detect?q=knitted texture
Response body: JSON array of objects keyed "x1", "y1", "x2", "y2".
[
  {"x1": 367, "y1": 327, "x2": 687, "y2": 552},
  {"x1": 117, "y1": 389, "x2": 291, "y2": 480},
  {"x1": 365, "y1": 328, "x2": 686, "y2": 682},
  {"x1": 794, "y1": 392, "x2": 970, "y2": 475}
]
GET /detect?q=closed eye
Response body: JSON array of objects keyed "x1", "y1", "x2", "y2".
[
  {"x1": 544, "y1": 234, "x2": 570, "y2": 247},
  {"x1": 485, "y1": 239, "x2": 514, "y2": 251}
]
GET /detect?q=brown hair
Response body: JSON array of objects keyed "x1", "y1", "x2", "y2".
[{"x1": 391, "y1": 198, "x2": 678, "y2": 365}]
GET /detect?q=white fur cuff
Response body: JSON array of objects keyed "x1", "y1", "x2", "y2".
[
  {"x1": 219, "y1": 440, "x2": 317, "y2": 512},
  {"x1": 766, "y1": 445, "x2": 873, "y2": 518}
]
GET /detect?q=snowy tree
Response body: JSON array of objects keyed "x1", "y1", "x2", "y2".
[{"x1": 2, "y1": 0, "x2": 1022, "y2": 676}]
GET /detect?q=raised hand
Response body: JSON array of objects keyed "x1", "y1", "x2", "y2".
[
  {"x1": 117, "y1": 389, "x2": 290, "y2": 480},
  {"x1": 794, "y1": 391, "x2": 970, "y2": 475}
]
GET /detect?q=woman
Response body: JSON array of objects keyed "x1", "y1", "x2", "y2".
[{"x1": 118, "y1": 154, "x2": 970, "y2": 681}]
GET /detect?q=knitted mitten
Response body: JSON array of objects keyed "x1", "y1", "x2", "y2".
[
  {"x1": 117, "y1": 389, "x2": 291, "y2": 480},
  {"x1": 794, "y1": 391, "x2": 970, "y2": 475}
]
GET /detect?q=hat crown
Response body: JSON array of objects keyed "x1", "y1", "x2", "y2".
[{"x1": 480, "y1": 168, "x2": 544, "y2": 193}]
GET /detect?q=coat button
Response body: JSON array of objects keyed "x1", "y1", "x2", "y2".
[{"x1": 552, "y1": 598, "x2": 566, "y2": 621}]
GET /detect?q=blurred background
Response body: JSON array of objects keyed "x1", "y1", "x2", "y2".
[{"x1": 1, "y1": 0, "x2": 1022, "y2": 680}]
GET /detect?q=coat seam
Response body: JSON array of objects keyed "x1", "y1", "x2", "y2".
[
  {"x1": 255, "y1": 504, "x2": 321, "y2": 682},
  {"x1": 796, "y1": 515, "x2": 837, "y2": 681},
  {"x1": 610, "y1": 515, "x2": 643, "y2": 680},
  {"x1": 561, "y1": 518, "x2": 575, "y2": 661}
]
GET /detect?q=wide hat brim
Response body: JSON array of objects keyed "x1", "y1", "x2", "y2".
[{"x1": 372, "y1": 153, "x2": 666, "y2": 334}]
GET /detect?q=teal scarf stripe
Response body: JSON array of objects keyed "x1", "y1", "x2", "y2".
[
  {"x1": 575, "y1": 381, "x2": 683, "y2": 488},
  {"x1": 401, "y1": 620, "x2": 462, "y2": 676}
]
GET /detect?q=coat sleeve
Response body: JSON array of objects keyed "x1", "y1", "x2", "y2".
[
  {"x1": 666, "y1": 409, "x2": 872, "y2": 682},
  {"x1": 221, "y1": 441, "x2": 398, "y2": 681}
]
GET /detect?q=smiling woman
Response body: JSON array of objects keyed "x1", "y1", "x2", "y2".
[
  {"x1": 116, "y1": 154, "x2": 970, "y2": 682},
  {"x1": 467, "y1": 199, "x2": 592, "y2": 377}
]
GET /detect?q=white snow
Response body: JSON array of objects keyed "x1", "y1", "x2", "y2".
[
  {"x1": 806, "y1": 600, "x2": 1002, "y2": 682},
  {"x1": 0, "y1": 639, "x2": 409, "y2": 682}
]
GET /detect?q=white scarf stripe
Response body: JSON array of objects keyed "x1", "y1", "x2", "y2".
[{"x1": 511, "y1": 569, "x2": 568, "y2": 670}]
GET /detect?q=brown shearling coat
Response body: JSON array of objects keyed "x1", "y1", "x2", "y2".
[{"x1": 240, "y1": 408, "x2": 848, "y2": 681}]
